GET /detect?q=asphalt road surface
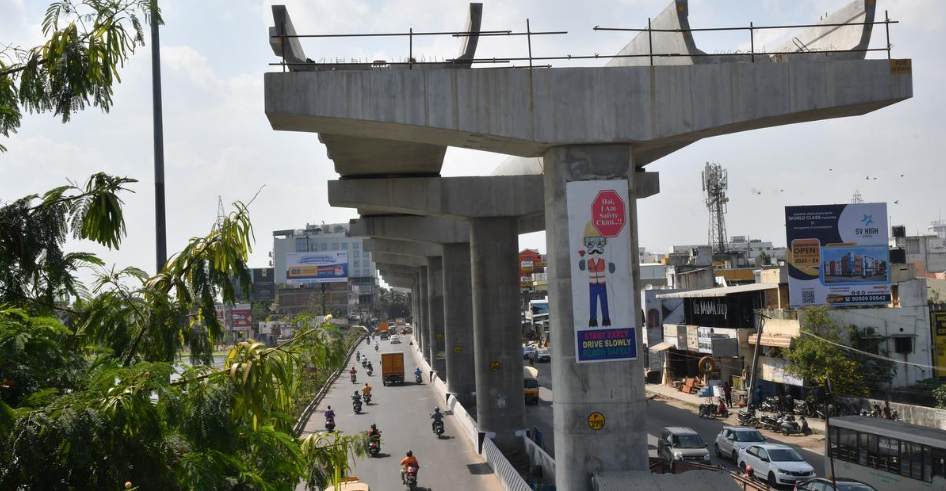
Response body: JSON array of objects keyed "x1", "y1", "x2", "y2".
[
  {"x1": 524, "y1": 359, "x2": 826, "y2": 480},
  {"x1": 298, "y1": 335, "x2": 502, "y2": 491}
]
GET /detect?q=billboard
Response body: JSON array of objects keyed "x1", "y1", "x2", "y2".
[
  {"x1": 286, "y1": 252, "x2": 348, "y2": 284},
  {"x1": 933, "y1": 311, "x2": 946, "y2": 378},
  {"x1": 215, "y1": 303, "x2": 252, "y2": 331},
  {"x1": 785, "y1": 203, "x2": 890, "y2": 307},
  {"x1": 567, "y1": 180, "x2": 638, "y2": 363}
]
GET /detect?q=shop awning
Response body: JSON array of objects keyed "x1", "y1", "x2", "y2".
[
  {"x1": 656, "y1": 282, "x2": 777, "y2": 299},
  {"x1": 649, "y1": 341, "x2": 674, "y2": 352},
  {"x1": 747, "y1": 333, "x2": 794, "y2": 348}
]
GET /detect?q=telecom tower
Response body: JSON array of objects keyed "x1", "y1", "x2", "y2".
[{"x1": 702, "y1": 162, "x2": 729, "y2": 254}]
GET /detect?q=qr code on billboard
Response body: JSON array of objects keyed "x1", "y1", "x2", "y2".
[{"x1": 802, "y1": 289, "x2": 815, "y2": 305}]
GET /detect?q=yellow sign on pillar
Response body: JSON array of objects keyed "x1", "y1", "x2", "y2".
[
  {"x1": 933, "y1": 312, "x2": 946, "y2": 377},
  {"x1": 587, "y1": 412, "x2": 606, "y2": 430}
]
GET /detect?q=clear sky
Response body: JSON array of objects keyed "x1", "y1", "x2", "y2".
[{"x1": 1, "y1": 0, "x2": 943, "y2": 284}]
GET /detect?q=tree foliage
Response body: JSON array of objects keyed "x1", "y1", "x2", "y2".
[
  {"x1": 379, "y1": 287, "x2": 411, "y2": 321},
  {"x1": 785, "y1": 306, "x2": 868, "y2": 397},
  {"x1": 1, "y1": 0, "x2": 161, "y2": 152},
  {"x1": 0, "y1": 176, "x2": 367, "y2": 490}
]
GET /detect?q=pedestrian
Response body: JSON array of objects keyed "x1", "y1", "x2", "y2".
[
  {"x1": 723, "y1": 381, "x2": 732, "y2": 408},
  {"x1": 529, "y1": 350, "x2": 536, "y2": 366},
  {"x1": 883, "y1": 400, "x2": 892, "y2": 420}
]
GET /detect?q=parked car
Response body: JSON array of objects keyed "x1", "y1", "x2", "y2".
[
  {"x1": 715, "y1": 426, "x2": 766, "y2": 462},
  {"x1": 657, "y1": 427, "x2": 711, "y2": 469},
  {"x1": 738, "y1": 444, "x2": 815, "y2": 487},
  {"x1": 535, "y1": 348, "x2": 551, "y2": 362},
  {"x1": 794, "y1": 478, "x2": 877, "y2": 491},
  {"x1": 522, "y1": 346, "x2": 537, "y2": 360},
  {"x1": 390, "y1": 334, "x2": 401, "y2": 344}
]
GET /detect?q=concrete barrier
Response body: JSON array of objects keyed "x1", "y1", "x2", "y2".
[
  {"x1": 293, "y1": 333, "x2": 366, "y2": 436},
  {"x1": 483, "y1": 437, "x2": 533, "y2": 491},
  {"x1": 841, "y1": 396, "x2": 946, "y2": 430},
  {"x1": 523, "y1": 436, "x2": 557, "y2": 483}
]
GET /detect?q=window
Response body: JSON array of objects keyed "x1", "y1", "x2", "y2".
[
  {"x1": 894, "y1": 337, "x2": 914, "y2": 354},
  {"x1": 878, "y1": 437, "x2": 900, "y2": 473},
  {"x1": 353, "y1": 242, "x2": 360, "y2": 249},
  {"x1": 354, "y1": 260, "x2": 361, "y2": 267},
  {"x1": 295, "y1": 238, "x2": 307, "y2": 252},
  {"x1": 320, "y1": 242, "x2": 328, "y2": 251},
  {"x1": 332, "y1": 243, "x2": 339, "y2": 251}
]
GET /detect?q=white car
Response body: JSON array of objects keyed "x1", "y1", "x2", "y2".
[
  {"x1": 714, "y1": 426, "x2": 766, "y2": 462},
  {"x1": 390, "y1": 334, "x2": 401, "y2": 344},
  {"x1": 738, "y1": 444, "x2": 815, "y2": 487}
]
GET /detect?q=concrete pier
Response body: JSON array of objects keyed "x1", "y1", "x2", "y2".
[
  {"x1": 418, "y1": 266, "x2": 430, "y2": 363},
  {"x1": 543, "y1": 145, "x2": 650, "y2": 488},
  {"x1": 426, "y1": 257, "x2": 447, "y2": 378},
  {"x1": 441, "y1": 243, "x2": 476, "y2": 407},
  {"x1": 469, "y1": 217, "x2": 525, "y2": 451}
]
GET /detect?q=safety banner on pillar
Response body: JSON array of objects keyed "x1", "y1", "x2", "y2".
[{"x1": 566, "y1": 180, "x2": 638, "y2": 363}]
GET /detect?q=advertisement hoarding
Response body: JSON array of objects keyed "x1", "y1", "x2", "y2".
[
  {"x1": 567, "y1": 180, "x2": 638, "y2": 363},
  {"x1": 286, "y1": 252, "x2": 348, "y2": 283},
  {"x1": 785, "y1": 203, "x2": 890, "y2": 307},
  {"x1": 933, "y1": 312, "x2": 946, "y2": 378}
]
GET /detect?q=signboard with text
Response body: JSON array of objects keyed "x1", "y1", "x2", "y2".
[
  {"x1": 286, "y1": 252, "x2": 348, "y2": 284},
  {"x1": 785, "y1": 203, "x2": 890, "y2": 307},
  {"x1": 567, "y1": 180, "x2": 637, "y2": 363}
]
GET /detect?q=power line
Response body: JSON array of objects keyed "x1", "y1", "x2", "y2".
[{"x1": 801, "y1": 329, "x2": 941, "y2": 371}]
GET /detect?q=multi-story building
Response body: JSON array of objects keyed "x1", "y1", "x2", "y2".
[
  {"x1": 891, "y1": 223, "x2": 946, "y2": 277},
  {"x1": 272, "y1": 223, "x2": 379, "y2": 317}
]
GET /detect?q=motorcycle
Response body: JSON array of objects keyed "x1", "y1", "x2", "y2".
[
  {"x1": 760, "y1": 397, "x2": 780, "y2": 413},
  {"x1": 737, "y1": 408, "x2": 758, "y2": 427},
  {"x1": 415, "y1": 373, "x2": 422, "y2": 384},
  {"x1": 698, "y1": 399, "x2": 718, "y2": 419},
  {"x1": 794, "y1": 400, "x2": 810, "y2": 417},
  {"x1": 404, "y1": 465, "x2": 419, "y2": 490},
  {"x1": 375, "y1": 343, "x2": 379, "y2": 351},
  {"x1": 364, "y1": 393, "x2": 372, "y2": 404},
  {"x1": 759, "y1": 414, "x2": 781, "y2": 432},
  {"x1": 778, "y1": 413, "x2": 802, "y2": 435},
  {"x1": 362, "y1": 359, "x2": 368, "y2": 369},
  {"x1": 433, "y1": 420, "x2": 444, "y2": 438},
  {"x1": 367, "y1": 366, "x2": 374, "y2": 376},
  {"x1": 350, "y1": 373, "x2": 357, "y2": 384},
  {"x1": 353, "y1": 400, "x2": 362, "y2": 414},
  {"x1": 799, "y1": 415, "x2": 812, "y2": 435},
  {"x1": 368, "y1": 438, "x2": 380, "y2": 457},
  {"x1": 325, "y1": 418, "x2": 335, "y2": 432}
]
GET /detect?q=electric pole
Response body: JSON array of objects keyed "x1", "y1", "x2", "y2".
[{"x1": 152, "y1": 0, "x2": 167, "y2": 274}]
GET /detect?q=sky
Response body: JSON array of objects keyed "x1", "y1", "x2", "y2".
[{"x1": 1, "y1": 0, "x2": 944, "y2": 285}]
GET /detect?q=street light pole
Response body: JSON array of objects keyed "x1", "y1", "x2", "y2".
[{"x1": 151, "y1": 0, "x2": 167, "y2": 274}]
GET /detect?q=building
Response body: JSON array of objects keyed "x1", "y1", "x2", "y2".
[
  {"x1": 891, "y1": 224, "x2": 946, "y2": 277},
  {"x1": 272, "y1": 223, "x2": 379, "y2": 317}
]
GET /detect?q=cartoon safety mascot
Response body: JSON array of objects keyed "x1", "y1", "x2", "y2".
[{"x1": 578, "y1": 221, "x2": 616, "y2": 327}]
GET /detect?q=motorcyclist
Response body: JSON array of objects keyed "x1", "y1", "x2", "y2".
[
  {"x1": 400, "y1": 450, "x2": 420, "y2": 484},
  {"x1": 367, "y1": 423, "x2": 381, "y2": 440},
  {"x1": 366, "y1": 361, "x2": 374, "y2": 372},
  {"x1": 430, "y1": 407, "x2": 444, "y2": 433},
  {"x1": 349, "y1": 366, "x2": 357, "y2": 383},
  {"x1": 356, "y1": 351, "x2": 361, "y2": 362},
  {"x1": 717, "y1": 397, "x2": 729, "y2": 418},
  {"x1": 414, "y1": 367, "x2": 423, "y2": 380},
  {"x1": 352, "y1": 391, "x2": 363, "y2": 405},
  {"x1": 375, "y1": 342, "x2": 379, "y2": 351},
  {"x1": 324, "y1": 406, "x2": 335, "y2": 420},
  {"x1": 362, "y1": 383, "x2": 373, "y2": 400}
]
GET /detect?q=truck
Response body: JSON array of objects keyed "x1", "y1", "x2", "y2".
[
  {"x1": 524, "y1": 366, "x2": 540, "y2": 405},
  {"x1": 378, "y1": 322, "x2": 389, "y2": 340},
  {"x1": 380, "y1": 352, "x2": 404, "y2": 386}
]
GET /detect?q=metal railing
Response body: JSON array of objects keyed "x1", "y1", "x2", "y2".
[{"x1": 270, "y1": 12, "x2": 900, "y2": 71}]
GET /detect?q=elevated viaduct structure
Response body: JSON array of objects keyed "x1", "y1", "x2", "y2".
[{"x1": 266, "y1": 1, "x2": 911, "y2": 488}]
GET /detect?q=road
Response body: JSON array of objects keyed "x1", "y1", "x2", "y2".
[
  {"x1": 298, "y1": 334, "x2": 503, "y2": 491},
  {"x1": 524, "y1": 359, "x2": 826, "y2": 479}
]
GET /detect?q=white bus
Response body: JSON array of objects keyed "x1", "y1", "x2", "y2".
[{"x1": 826, "y1": 416, "x2": 946, "y2": 490}]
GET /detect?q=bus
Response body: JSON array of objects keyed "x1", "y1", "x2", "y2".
[{"x1": 826, "y1": 415, "x2": 946, "y2": 490}]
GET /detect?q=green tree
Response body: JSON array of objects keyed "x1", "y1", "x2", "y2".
[
  {"x1": 1, "y1": 0, "x2": 160, "y2": 152},
  {"x1": 0, "y1": 177, "x2": 367, "y2": 490},
  {"x1": 379, "y1": 287, "x2": 410, "y2": 320},
  {"x1": 785, "y1": 306, "x2": 868, "y2": 397}
]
